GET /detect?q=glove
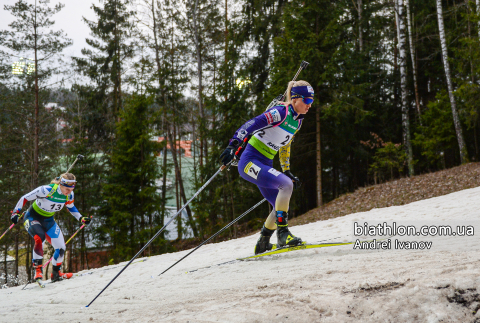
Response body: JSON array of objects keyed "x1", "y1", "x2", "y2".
[
  {"x1": 219, "y1": 140, "x2": 239, "y2": 166},
  {"x1": 11, "y1": 211, "x2": 19, "y2": 224},
  {"x1": 284, "y1": 170, "x2": 301, "y2": 189},
  {"x1": 81, "y1": 216, "x2": 92, "y2": 225}
]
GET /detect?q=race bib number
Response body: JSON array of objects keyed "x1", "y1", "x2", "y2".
[{"x1": 244, "y1": 162, "x2": 261, "y2": 180}]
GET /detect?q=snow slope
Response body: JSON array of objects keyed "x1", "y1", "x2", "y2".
[{"x1": 1, "y1": 187, "x2": 480, "y2": 322}]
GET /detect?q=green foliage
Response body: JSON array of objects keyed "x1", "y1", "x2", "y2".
[
  {"x1": 413, "y1": 90, "x2": 458, "y2": 168},
  {"x1": 100, "y1": 94, "x2": 163, "y2": 262},
  {"x1": 369, "y1": 143, "x2": 406, "y2": 183}
]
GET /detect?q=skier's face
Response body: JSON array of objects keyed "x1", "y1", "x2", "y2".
[
  {"x1": 60, "y1": 185, "x2": 74, "y2": 196},
  {"x1": 293, "y1": 97, "x2": 312, "y2": 114}
]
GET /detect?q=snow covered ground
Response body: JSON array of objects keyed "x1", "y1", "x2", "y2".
[{"x1": 1, "y1": 187, "x2": 480, "y2": 322}]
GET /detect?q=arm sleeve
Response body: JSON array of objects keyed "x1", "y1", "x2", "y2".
[
  {"x1": 13, "y1": 185, "x2": 50, "y2": 213},
  {"x1": 231, "y1": 105, "x2": 287, "y2": 144},
  {"x1": 279, "y1": 140, "x2": 292, "y2": 172},
  {"x1": 65, "y1": 192, "x2": 82, "y2": 221},
  {"x1": 279, "y1": 119, "x2": 302, "y2": 172}
]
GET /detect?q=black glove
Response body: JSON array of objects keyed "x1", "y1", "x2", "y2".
[
  {"x1": 11, "y1": 211, "x2": 19, "y2": 224},
  {"x1": 219, "y1": 140, "x2": 239, "y2": 166},
  {"x1": 284, "y1": 170, "x2": 301, "y2": 189},
  {"x1": 81, "y1": 216, "x2": 92, "y2": 225}
]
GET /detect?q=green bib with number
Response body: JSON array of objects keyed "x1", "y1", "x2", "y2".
[
  {"x1": 32, "y1": 184, "x2": 69, "y2": 217},
  {"x1": 249, "y1": 105, "x2": 300, "y2": 159}
]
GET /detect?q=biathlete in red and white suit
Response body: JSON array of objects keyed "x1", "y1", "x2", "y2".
[
  {"x1": 220, "y1": 80, "x2": 314, "y2": 254},
  {"x1": 10, "y1": 173, "x2": 91, "y2": 282}
]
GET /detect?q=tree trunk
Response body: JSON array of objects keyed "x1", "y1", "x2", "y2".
[
  {"x1": 436, "y1": 0, "x2": 468, "y2": 163},
  {"x1": 26, "y1": 238, "x2": 31, "y2": 281},
  {"x1": 405, "y1": 0, "x2": 422, "y2": 123},
  {"x1": 33, "y1": 2, "x2": 39, "y2": 189},
  {"x1": 316, "y1": 105, "x2": 322, "y2": 207},
  {"x1": 192, "y1": 0, "x2": 205, "y2": 172},
  {"x1": 357, "y1": 0, "x2": 363, "y2": 51},
  {"x1": 15, "y1": 227, "x2": 19, "y2": 282},
  {"x1": 227, "y1": 172, "x2": 237, "y2": 239},
  {"x1": 152, "y1": 0, "x2": 168, "y2": 239},
  {"x1": 477, "y1": 0, "x2": 480, "y2": 38},
  {"x1": 397, "y1": 0, "x2": 414, "y2": 176},
  {"x1": 4, "y1": 245, "x2": 8, "y2": 286}
]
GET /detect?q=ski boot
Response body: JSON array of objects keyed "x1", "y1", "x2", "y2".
[
  {"x1": 276, "y1": 211, "x2": 302, "y2": 247},
  {"x1": 33, "y1": 259, "x2": 43, "y2": 281},
  {"x1": 254, "y1": 225, "x2": 275, "y2": 255},
  {"x1": 51, "y1": 264, "x2": 73, "y2": 282}
]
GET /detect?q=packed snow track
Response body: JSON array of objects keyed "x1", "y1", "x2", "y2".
[{"x1": 1, "y1": 187, "x2": 480, "y2": 322}]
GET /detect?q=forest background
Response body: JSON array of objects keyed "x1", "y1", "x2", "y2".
[{"x1": 1, "y1": 0, "x2": 479, "y2": 282}]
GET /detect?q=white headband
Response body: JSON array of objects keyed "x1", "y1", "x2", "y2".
[{"x1": 60, "y1": 178, "x2": 76, "y2": 184}]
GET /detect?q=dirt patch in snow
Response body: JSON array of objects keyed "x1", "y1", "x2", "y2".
[{"x1": 343, "y1": 280, "x2": 409, "y2": 297}]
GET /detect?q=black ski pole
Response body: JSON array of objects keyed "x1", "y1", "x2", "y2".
[
  {"x1": 158, "y1": 198, "x2": 267, "y2": 277},
  {"x1": 66, "y1": 154, "x2": 84, "y2": 173},
  {"x1": 86, "y1": 164, "x2": 228, "y2": 307}
]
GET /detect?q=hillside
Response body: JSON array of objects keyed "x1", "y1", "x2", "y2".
[
  {"x1": 292, "y1": 162, "x2": 480, "y2": 225},
  {"x1": 174, "y1": 163, "x2": 480, "y2": 251}
]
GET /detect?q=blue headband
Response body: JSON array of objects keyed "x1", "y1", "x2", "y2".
[{"x1": 291, "y1": 85, "x2": 314, "y2": 99}]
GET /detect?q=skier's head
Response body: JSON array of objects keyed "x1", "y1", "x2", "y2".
[
  {"x1": 286, "y1": 80, "x2": 314, "y2": 115},
  {"x1": 51, "y1": 173, "x2": 76, "y2": 195}
]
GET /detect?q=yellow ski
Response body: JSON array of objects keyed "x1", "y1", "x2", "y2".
[{"x1": 239, "y1": 241, "x2": 355, "y2": 260}]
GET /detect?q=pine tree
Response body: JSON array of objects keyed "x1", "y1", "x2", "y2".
[
  {"x1": 101, "y1": 94, "x2": 162, "y2": 262},
  {"x1": 0, "y1": 0, "x2": 72, "y2": 187}
]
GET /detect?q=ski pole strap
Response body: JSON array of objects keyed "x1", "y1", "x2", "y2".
[{"x1": 158, "y1": 198, "x2": 267, "y2": 277}]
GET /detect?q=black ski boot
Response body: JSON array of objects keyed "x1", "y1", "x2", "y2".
[
  {"x1": 51, "y1": 264, "x2": 72, "y2": 282},
  {"x1": 254, "y1": 225, "x2": 275, "y2": 255},
  {"x1": 276, "y1": 211, "x2": 302, "y2": 247}
]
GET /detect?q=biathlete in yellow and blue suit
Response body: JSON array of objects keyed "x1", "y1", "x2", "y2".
[
  {"x1": 10, "y1": 173, "x2": 91, "y2": 282},
  {"x1": 220, "y1": 80, "x2": 314, "y2": 254}
]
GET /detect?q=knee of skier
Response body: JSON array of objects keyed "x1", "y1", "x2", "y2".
[
  {"x1": 33, "y1": 234, "x2": 43, "y2": 246},
  {"x1": 54, "y1": 248, "x2": 65, "y2": 261},
  {"x1": 279, "y1": 177, "x2": 294, "y2": 194}
]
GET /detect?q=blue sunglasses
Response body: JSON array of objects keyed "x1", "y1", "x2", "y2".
[{"x1": 291, "y1": 92, "x2": 314, "y2": 105}]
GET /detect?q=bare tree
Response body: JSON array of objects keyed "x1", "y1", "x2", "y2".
[
  {"x1": 357, "y1": 0, "x2": 363, "y2": 51},
  {"x1": 436, "y1": 0, "x2": 468, "y2": 163},
  {"x1": 477, "y1": 0, "x2": 480, "y2": 39},
  {"x1": 191, "y1": 0, "x2": 206, "y2": 172},
  {"x1": 396, "y1": 0, "x2": 414, "y2": 176},
  {"x1": 405, "y1": 0, "x2": 421, "y2": 122}
]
